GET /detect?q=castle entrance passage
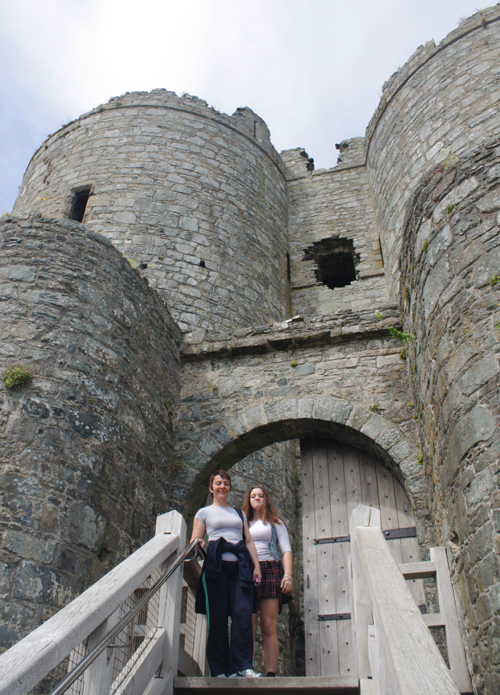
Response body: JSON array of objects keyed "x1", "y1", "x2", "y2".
[{"x1": 300, "y1": 438, "x2": 424, "y2": 678}]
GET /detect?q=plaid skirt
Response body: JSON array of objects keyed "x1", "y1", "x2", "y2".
[{"x1": 255, "y1": 560, "x2": 293, "y2": 614}]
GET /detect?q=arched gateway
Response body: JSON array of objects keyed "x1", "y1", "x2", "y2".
[{"x1": 180, "y1": 403, "x2": 427, "y2": 680}]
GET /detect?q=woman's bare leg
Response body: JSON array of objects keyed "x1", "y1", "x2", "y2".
[{"x1": 259, "y1": 598, "x2": 280, "y2": 674}]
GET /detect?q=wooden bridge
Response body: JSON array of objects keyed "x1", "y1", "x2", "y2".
[{"x1": 0, "y1": 504, "x2": 472, "y2": 695}]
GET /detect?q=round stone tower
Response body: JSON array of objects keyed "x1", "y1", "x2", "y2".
[
  {"x1": 401, "y1": 141, "x2": 500, "y2": 693},
  {"x1": 366, "y1": 6, "x2": 500, "y2": 301},
  {"x1": 13, "y1": 90, "x2": 290, "y2": 333},
  {"x1": 0, "y1": 215, "x2": 182, "y2": 648}
]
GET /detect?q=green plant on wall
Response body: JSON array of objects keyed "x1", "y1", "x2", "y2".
[
  {"x1": 2, "y1": 364, "x2": 34, "y2": 390},
  {"x1": 388, "y1": 326, "x2": 414, "y2": 343},
  {"x1": 490, "y1": 273, "x2": 500, "y2": 287},
  {"x1": 441, "y1": 148, "x2": 458, "y2": 169}
]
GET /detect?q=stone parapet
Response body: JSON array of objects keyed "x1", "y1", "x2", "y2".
[{"x1": 181, "y1": 306, "x2": 401, "y2": 360}]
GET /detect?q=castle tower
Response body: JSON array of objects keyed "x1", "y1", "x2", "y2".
[{"x1": 13, "y1": 91, "x2": 290, "y2": 333}]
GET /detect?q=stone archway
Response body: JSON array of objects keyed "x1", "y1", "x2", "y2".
[
  {"x1": 177, "y1": 396, "x2": 428, "y2": 679},
  {"x1": 178, "y1": 395, "x2": 424, "y2": 526}
]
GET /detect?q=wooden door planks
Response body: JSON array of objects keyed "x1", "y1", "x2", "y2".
[
  {"x1": 376, "y1": 466, "x2": 404, "y2": 565},
  {"x1": 312, "y1": 440, "x2": 339, "y2": 676},
  {"x1": 301, "y1": 440, "x2": 321, "y2": 676},
  {"x1": 300, "y1": 438, "x2": 424, "y2": 681},
  {"x1": 334, "y1": 445, "x2": 355, "y2": 678}
]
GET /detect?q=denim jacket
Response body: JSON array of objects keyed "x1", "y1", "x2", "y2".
[
  {"x1": 267, "y1": 525, "x2": 280, "y2": 562},
  {"x1": 195, "y1": 537, "x2": 253, "y2": 614}
]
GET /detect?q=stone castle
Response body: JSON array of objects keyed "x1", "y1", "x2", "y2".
[{"x1": 1, "y1": 5, "x2": 500, "y2": 692}]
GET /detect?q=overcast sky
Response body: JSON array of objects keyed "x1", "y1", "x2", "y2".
[{"x1": 0, "y1": 0, "x2": 490, "y2": 213}]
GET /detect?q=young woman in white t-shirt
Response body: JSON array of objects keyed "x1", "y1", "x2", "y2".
[
  {"x1": 191, "y1": 470, "x2": 262, "y2": 678},
  {"x1": 242, "y1": 486, "x2": 293, "y2": 677}
]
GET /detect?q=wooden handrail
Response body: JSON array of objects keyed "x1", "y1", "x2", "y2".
[
  {"x1": 0, "y1": 511, "x2": 186, "y2": 695},
  {"x1": 350, "y1": 504, "x2": 462, "y2": 695}
]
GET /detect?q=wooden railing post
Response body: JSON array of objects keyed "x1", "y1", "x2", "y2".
[
  {"x1": 81, "y1": 609, "x2": 121, "y2": 695},
  {"x1": 350, "y1": 504, "x2": 380, "y2": 679},
  {"x1": 431, "y1": 548, "x2": 473, "y2": 694},
  {"x1": 145, "y1": 511, "x2": 187, "y2": 695}
]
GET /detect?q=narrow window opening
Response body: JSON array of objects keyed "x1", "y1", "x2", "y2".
[
  {"x1": 199, "y1": 260, "x2": 206, "y2": 268},
  {"x1": 286, "y1": 252, "x2": 291, "y2": 282},
  {"x1": 69, "y1": 188, "x2": 91, "y2": 223},
  {"x1": 378, "y1": 236, "x2": 385, "y2": 267},
  {"x1": 303, "y1": 237, "x2": 359, "y2": 289},
  {"x1": 253, "y1": 120, "x2": 257, "y2": 137}
]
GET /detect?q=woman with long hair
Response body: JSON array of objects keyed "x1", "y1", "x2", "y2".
[
  {"x1": 242, "y1": 485, "x2": 293, "y2": 677},
  {"x1": 191, "y1": 470, "x2": 262, "y2": 678}
]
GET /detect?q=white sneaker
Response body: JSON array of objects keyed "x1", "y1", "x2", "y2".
[{"x1": 229, "y1": 669, "x2": 262, "y2": 678}]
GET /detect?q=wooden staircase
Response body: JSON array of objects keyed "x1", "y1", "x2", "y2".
[
  {"x1": 174, "y1": 676, "x2": 359, "y2": 695},
  {"x1": 0, "y1": 507, "x2": 472, "y2": 695}
]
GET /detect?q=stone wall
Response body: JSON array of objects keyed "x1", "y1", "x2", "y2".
[
  {"x1": 175, "y1": 309, "x2": 431, "y2": 676},
  {"x1": 174, "y1": 308, "x2": 426, "y2": 529},
  {"x1": 367, "y1": 5, "x2": 500, "y2": 302},
  {"x1": 0, "y1": 216, "x2": 181, "y2": 649},
  {"x1": 13, "y1": 90, "x2": 290, "y2": 333},
  {"x1": 401, "y1": 141, "x2": 500, "y2": 694},
  {"x1": 282, "y1": 142, "x2": 388, "y2": 317}
]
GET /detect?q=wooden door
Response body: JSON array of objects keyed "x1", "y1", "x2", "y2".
[{"x1": 300, "y1": 439, "x2": 424, "y2": 677}]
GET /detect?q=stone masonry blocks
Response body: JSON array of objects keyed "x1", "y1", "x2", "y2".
[
  {"x1": 13, "y1": 91, "x2": 289, "y2": 334},
  {"x1": 0, "y1": 216, "x2": 181, "y2": 647},
  {"x1": 402, "y1": 140, "x2": 500, "y2": 692}
]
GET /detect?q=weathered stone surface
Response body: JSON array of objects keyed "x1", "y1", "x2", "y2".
[
  {"x1": 13, "y1": 92, "x2": 288, "y2": 335},
  {"x1": 402, "y1": 140, "x2": 500, "y2": 691},
  {"x1": 447, "y1": 407, "x2": 497, "y2": 479},
  {"x1": 67, "y1": 503, "x2": 107, "y2": 552},
  {"x1": 0, "y1": 217, "x2": 181, "y2": 647}
]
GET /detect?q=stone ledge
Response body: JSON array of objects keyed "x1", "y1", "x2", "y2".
[{"x1": 181, "y1": 306, "x2": 401, "y2": 361}]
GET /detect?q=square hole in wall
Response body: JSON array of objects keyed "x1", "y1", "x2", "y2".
[{"x1": 303, "y1": 237, "x2": 359, "y2": 289}]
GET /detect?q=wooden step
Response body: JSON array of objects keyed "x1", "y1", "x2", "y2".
[{"x1": 174, "y1": 675, "x2": 360, "y2": 695}]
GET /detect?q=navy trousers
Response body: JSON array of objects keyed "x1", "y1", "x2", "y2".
[{"x1": 205, "y1": 560, "x2": 254, "y2": 676}]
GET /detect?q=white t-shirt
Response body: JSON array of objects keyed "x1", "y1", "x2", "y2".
[
  {"x1": 194, "y1": 505, "x2": 246, "y2": 561},
  {"x1": 248, "y1": 519, "x2": 291, "y2": 562}
]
